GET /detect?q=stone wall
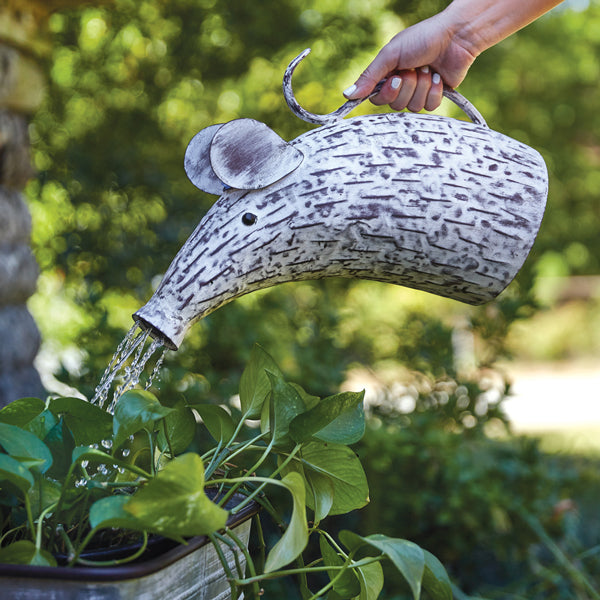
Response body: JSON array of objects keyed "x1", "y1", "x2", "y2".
[
  {"x1": 0, "y1": 0, "x2": 112, "y2": 406},
  {"x1": 0, "y1": 2, "x2": 48, "y2": 406}
]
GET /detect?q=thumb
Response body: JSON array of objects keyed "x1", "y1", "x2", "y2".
[{"x1": 343, "y1": 48, "x2": 398, "y2": 99}]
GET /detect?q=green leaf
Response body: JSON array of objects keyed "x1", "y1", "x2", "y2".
[
  {"x1": 49, "y1": 397, "x2": 113, "y2": 445},
  {"x1": 423, "y1": 550, "x2": 453, "y2": 600},
  {"x1": 72, "y1": 445, "x2": 109, "y2": 464},
  {"x1": 125, "y1": 453, "x2": 227, "y2": 539},
  {"x1": 113, "y1": 390, "x2": 174, "y2": 450},
  {"x1": 264, "y1": 471, "x2": 308, "y2": 573},
  {"x1": 0, "y1": 397, "x2": 46, "y2": 427},
  {"x1": 239, "y1": 344, "x2": 283, "y2": 419},
  {"x1": 27, "y1": 476, "x2": 62, "y2": 519},
  {"x1": 44, "y1": 417, "x2": 76, "y2": 479},
  {"x1": 24, "y1": 409, "x2": 58, "y2": 440},
  {"x1": 283, "y1": 441, "x2": 369, "y2": 516},
  {"x1": 339, "y1": 532, "x2": 424, "y2": 600},
  {"x1": 0, "y1": 454, "x2": 34, "y2": 493},
  {"x1": 157, "y1": 401, "x2": 196, "y2": 455},
  {"x1": 71, "y1": 446, "x2": 151, "y2": 480},
  {"x1": 289, "y1": 383, "x2": 320, "y2": 411},
  {"x1": 355, "y1": 559, "x2": 384, "y2": 600},
  {"x1": 189, "y1": 404, "x2": 236, "y2": 443},
  {"x1": 0, "y1": 422, "x2": 53, "y2": 474},
  {"x1": 265, "y1": 371, "x2": 305, "y2": 449},
  {"x1": 319, "y1": 534, "x2": 361, "y2": 598},
  {"x1": 306, "y1": 469, "x2": 334, "y2": 523},
  {"x1": 0, "y1": 540, "x2": 56, "y2": 566},
  {"x1": 289, "y1": 391, "x2": 365, "y2": 445},
  {"x1": 90, "y1": 495, "x2": 145, "y2": 531}
]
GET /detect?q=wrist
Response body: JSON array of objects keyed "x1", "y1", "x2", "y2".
[{"x1": 441, "y1": 0, "x2": 494, "y2": 57}]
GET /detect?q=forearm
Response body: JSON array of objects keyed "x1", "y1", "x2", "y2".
[{"x1": 444, "y1": 0, "x2": 564, "y2": 56}]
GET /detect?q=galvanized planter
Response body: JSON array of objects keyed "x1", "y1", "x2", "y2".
[{"x1": 0, "y1": 497, "x2": 259, "y2": 600}]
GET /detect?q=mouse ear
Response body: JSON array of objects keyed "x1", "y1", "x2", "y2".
[
  {"x1": 184, "y1": 124, "x2": 227, "y2": 195},
  {"x1": 210, "y1": 119, "x2": 304, "y2": 190}
]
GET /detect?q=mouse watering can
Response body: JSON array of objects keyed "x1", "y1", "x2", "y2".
[{"x1": 134, "y1": 49, "x2": 548, "y2": 350}]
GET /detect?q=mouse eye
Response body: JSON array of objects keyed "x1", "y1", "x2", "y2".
[{"x1": 242, "y1": 212, "x2": 258, "y2": 226}]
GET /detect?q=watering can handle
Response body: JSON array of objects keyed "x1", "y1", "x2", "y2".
[
  {"x1": 283, "y1": 49, "x2": 488, "y2": 127},
  {"x1": 440, "y1": 86, "x2": 487, "y2": 127},
  {"x1": 335, "y1": 81, "x2": 487, "y2": 127}
]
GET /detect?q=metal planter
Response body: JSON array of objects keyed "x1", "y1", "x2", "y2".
[{"x1": 0, "y1": 497, "x2": 259, "y2": 600}]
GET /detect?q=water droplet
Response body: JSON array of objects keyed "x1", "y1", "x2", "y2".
[
  {"x1": 101, "y1": 439, "x2": 113, "y2": 449},
  {"x1": 81, "y1": 460, "x2": 89, "y2": 468},
  {"x1": 122, "y1": 448, "x2": 130, "y2": 457}
]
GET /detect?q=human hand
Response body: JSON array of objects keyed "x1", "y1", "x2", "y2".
[{"x1": 343, "y1": 12, "x2": 478, "y2": 112}]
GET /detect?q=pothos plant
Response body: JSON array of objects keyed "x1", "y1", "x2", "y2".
[{"x1": 0, "y1": 344, "x2": 451, "y2": 600}]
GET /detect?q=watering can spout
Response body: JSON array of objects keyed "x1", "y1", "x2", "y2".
[
  {"x1": 133, "y1": 51, "x2": 548, "y2": 351},
  {"x1": 132, "y1": 310, "x2": 183, "y2": 351}
]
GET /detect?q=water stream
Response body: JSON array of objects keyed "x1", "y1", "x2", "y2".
[{"x1": 91, "y1": 324, "x2": 168, "y2": 412}]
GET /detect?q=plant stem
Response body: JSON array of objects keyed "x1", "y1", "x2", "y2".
[
  {"x1": 52, "y1": 450, "x2": 151, "y2": 532},
  {"x1": 148, "y1": 430, "x2": 156, "y2": 477},
  {"x1": 523, "y1": 512, "x2": 600, "y2": 600},
  {"x1": 70, "y1": 528, "x2": 99, "y2": 565},
  {"x1": 23, "y1": 494, "x2": 35, "y2": 542},
  {"x1": 56, "y1": 524, "x2": 76, "y2": 560},
  {"x1": 251, "y1": 496, "x2": 287, "y2": 535},
  {"x1": 252, "y1": 513, "x2": 266, "y2": 577},
  {"x1": 317, "y1": 529, "x2": 348, "y2": 559},
  {"x1": 227, "y1": 527, "x2": 256, "y2": 575},
  {"x1": 230, "y1": 444, "x2": 302, "y2": 515},
  {"x1": 208, "y1": 532, "x2": 238, "y2": 599},
  {"x1": 73, "y1": 532, "x2": 149, "y2": 567},
  {"x1": 216, "y1": 438, "x2": 277, "y2": 508},
  {"x1": 233, "y1": 556, "x2": 383, "y2": 586},
  {"x1": 162, "y1": 418, "x2": 175, "y2": 458},
  {"x1": 214, "y1": 532, "x2": 245, "y2": 581},
  {"x1": 204, "y1": 433, "x2": 268, "y2": 482},
  {"x1": 223, "y1": 436, "x2": 269, "y2": 464},
  {"x1": 85, "y1": 480, "x2": 143, "y2": 489},
  {"x1": 203, "y1": 438, "x2": 224, "y2": 478},
  {"x1": 205, "y1": 433, "x2": 269, "y2": 481},
  {"x1": 307, "y1": 556, "x2": 352, "y2": 600},
  {"x1": 35, "y1": 502, "x2": 57, "y2": 552},
  {"x1": 228, "y1": 410, "x2": 252, "y2": 448}
]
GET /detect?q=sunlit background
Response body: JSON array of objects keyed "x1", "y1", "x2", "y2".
[{"x1": 12, "y1": 0, "x2": 600, "y2": 595}]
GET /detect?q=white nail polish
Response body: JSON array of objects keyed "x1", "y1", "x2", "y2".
[
  {"x1": 421, "y1": 65, "x2": 430, "y2": 74},
  {"x1": 343, "y1": 84, "x2": 357, "y2": 97},
  {"x1": 432, "y1": 73, "x2": 441, "y2": 85},
  {"x1": 391, "y1": 77, "x2": 402, "y2": 90}
]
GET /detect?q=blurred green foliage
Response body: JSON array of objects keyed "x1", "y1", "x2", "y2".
[
  {"x1": 27, "y1": 0, "x2": 600, "y2": 399},
  {"x1": 354, "y1": 404, "x2": 600, "y2": 597},
  {"x1": 23, "y1": 4, "x2": 600, "y2": 594}
]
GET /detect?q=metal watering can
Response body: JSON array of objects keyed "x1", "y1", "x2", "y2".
[{"x1": 134, "y1": 49, "x2": 548, "y2": 350}]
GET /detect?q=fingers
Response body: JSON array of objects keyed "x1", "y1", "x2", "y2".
[
  {"x1": 425, "y1": 72, "x2": 444, "y2": 111},
  {"x1": 368, "y1": 66, "x2": 444, "y2": 112},
  {"x1": 343, "y1": 45, "x2": 401, "y2": 99}
]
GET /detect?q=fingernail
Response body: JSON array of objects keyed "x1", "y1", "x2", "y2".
[
  {"x1": 391, "y1": 76, "x2": 402, "y2": 90},
  {"x1": 421, "y1": 65, "x2": 430, "y2": 74},
  {"x1": 432, "y1": 73, "x2": 441, "y2": 85},
  {"x1": 343, "y1": 84, "x2": 357, "y2": 98}
]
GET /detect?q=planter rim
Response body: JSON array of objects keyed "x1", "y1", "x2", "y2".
[{"x1": 0, "y1": 494, "x2": 259, "y2": 582}]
